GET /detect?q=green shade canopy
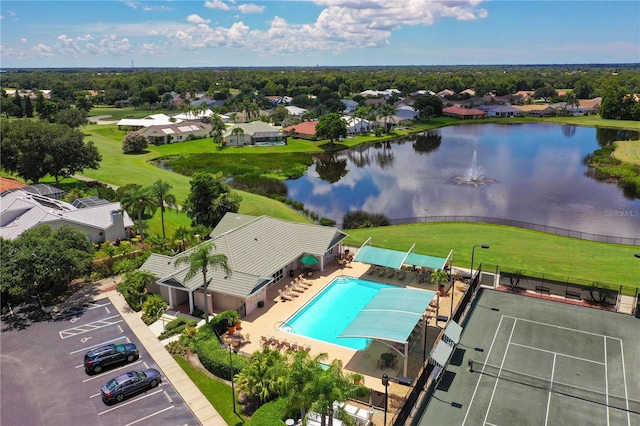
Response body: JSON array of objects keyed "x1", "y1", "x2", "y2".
[
  {"x1": 353, "y1": 245, "x2": 448, "y2": 270},
  {"x1": 300, "y1": 255, "x2": 319, "y2": 266},
  {"x1": 339, "y1": 288, "x2": 437, "y2": 343}
]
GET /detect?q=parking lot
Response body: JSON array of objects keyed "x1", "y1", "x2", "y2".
[{"x1": 1, "y1": 297, "x2": 200, "y2": 426}]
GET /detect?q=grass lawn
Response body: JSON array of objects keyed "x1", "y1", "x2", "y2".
[
  {"x1": 344, "y1": 223, "x2": 640, "y2": 288},
  {"x1": 613, "y1": 140, "x2": 640, "y2": 165},
  {"x1": 174, "y1": 355, "x2": 247, "y2": 426}
]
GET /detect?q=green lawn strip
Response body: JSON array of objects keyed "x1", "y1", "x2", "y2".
[
  {"x1": 173, "y1": 355, "x2": 247, "y2": 426},
  {"x1": 344, "y1": 223, "x2": 639, "y2": 288},
  {"x1": 613, "y1": 140, "x2": 640, "y2": 165}
]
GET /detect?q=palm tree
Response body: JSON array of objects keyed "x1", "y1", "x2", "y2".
[
  {"x1": 210, "y1": 114, "x2": 226, "y2": 144},
  {"x1": 117, "y1": 270, "x2": 157, "y2": 310},
  {"x1": 150, "y1": 179, "x2": 177, "y2": 239},
  {"x1": 286, "y1": 350, "x2": 329, "y2": 421},
  {"x1": 174, "y1": 241, "x2": 231, "y2": 322},
  {"x1": 230, "y1": 126, "x2": 244, "y2": 146},
  {"x1": 430, "y1": 269, "x2": 450, "y2": 296},
  {"x1": 173, "y1": 226, "x2": 191, "y2": 253},
  {"x1": 378, "y1": 104, "x2": 397, "y2": 132},
  {"x1": 235, "y1": 346, "x2": 289, "y2": 403},
  {"x1": 120, "y1": 186, "x2": 156, "y2": 241},
  {"x1": 306, "y1": 359, "x2": 362, "y2": 426}
]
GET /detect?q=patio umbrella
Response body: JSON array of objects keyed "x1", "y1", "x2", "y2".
[{"x1": 300, "y1": 255, "x2": 319, "y2": 266}]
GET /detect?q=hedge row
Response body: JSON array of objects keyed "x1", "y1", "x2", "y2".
[
  {"x1": 195, "y1": 325, "x2": 249, "y2": 380},
  {"x1": 247, "y1": 398, "x2": 289, "y2": 426}
]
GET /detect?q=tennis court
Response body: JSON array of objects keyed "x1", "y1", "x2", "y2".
[{"x1": 415, "y1": 289, "x2": 640, "y2": 426}]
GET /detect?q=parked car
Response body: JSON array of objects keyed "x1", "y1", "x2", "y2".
[
  {"x1": 101, "y1": 369, "x2": 162, "y2": 403},
  {"x1": 84, "y1": 343, "x2": 139, "y2": 374}
]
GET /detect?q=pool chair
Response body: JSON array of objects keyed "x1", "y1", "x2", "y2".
[
  {"x1": 278, "y1": 289, "x2": 293, "y2": 301},
  {"x1": 288, "y1": 284, "x2": 304, "y2": 295},
  {"x1": 261, "y1": 335, "x2": 273, "y2": 346},
  {"x1": 387, "y1": 269, "x2": 395, "y2": 278},
  {"x1": 378, "y1": 268, "x2": 386, "y2": 277},
  {"x1": 281, "y1": 340, "x2": 292, "y2": 351}
]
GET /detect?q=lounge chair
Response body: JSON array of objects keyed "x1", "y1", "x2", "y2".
[
  {"x1": 278, "y1": 289, "x2": 293, "y2": 301},
  {"x1": 281, "y1": 340, "x2": 292, "y2": 351},
  {"x1": 261, "y1": 335, "x2": 273, "y2": 346},
  {"x1": 272, "y1": 338, "x2": 281, "y2": 347},
  {"x1": 288, "y1": 284, "x2": 304, "y2": 294},
  {"x1": 378, "y1": 268, "x2": 386, "y2": 277},
  {"x1": 387, "y1": 269, "x2": 395, "y2": 278}
]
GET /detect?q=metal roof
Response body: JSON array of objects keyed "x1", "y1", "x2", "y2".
[
  {"x1": 431, "y1": 340, "x2": 454, "y2": 367},
  {"x1": 141, "y1": 213, "x2": 349, "y2": 299},
  {"x1": 339, "y1": 288, "x2": 436, "y2": 344},
  {"x1": 444, "y1": 320, "x2": 463, "y2": 345}
]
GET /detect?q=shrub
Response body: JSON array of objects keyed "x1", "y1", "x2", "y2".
[
  {"x1": 195, "y1": 325, "x2": 249, "y2": 379},
  {"x1": 142, "y1": 294, "x2": 167, "y2": 322},
  {"x1": 158, "y1": 317, "x2": 198, "y2": 340},
  {"x1": 191, "y1": 307, "x2": 205, "y2": 319},
  {"x1": 342, "y1": 210, "x2": 391, "y2": 229},
  {"x1": 247, "y1": 398, "x2": 289, "y2": 426},
  {"x1": 112, "y1": 258, "x2": 138, "y2": 274},
  {"x1": 122, "y1": 133, "x2": 148, "y2": 154},
  {"x1": 165, "y1": 340, "x2": 188, "y2": 356}
]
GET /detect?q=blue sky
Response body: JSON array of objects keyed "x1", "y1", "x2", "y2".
[{"x1": 1, "y1": 1, "x2": 638, "y2": 68}]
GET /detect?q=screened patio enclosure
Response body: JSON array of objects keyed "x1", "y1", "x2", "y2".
[{"x1": 338, "y1": 287, "x2": 437, "y2": 376}]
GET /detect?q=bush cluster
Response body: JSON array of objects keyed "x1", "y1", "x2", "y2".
[
  {"x1": 158, "y1": 317, "x2": 198, "y2": 340},
  {"x1": 246, "y1": 398, "x2": 289, "y2": 426},
  {"x1": 195, "y1": 324, "x2": 249, "y2": 380},
  {"x1": 342, "y1": 210, "x2": 391, "y2": 229}
]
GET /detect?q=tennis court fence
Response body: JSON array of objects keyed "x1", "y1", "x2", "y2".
[{"x1": 469, "y1": 359, "x2": 640, "y2": 415}]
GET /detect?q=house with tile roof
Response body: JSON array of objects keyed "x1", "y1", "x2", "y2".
[
  {"x1": 282, "y1": 121, "x2": 319, "y2": 140},
  {"x1": 134, "y1": 121, "x2": 212, "y2": 145},
  {"x1": 512, "y1": 104, "x2": 556, "y2": 117},
  {"x1": 285, "y1": 106, "x2": 308, "y2": 119},
  {"x1": 139, "y1": 213, "x2": 349, "y2": 317},
  {"x1": 478, "y1": 105, "x2": 523, "y2": 118},
  {"x1": 222, "y1": 122, "x2": 286, "y2": 146},
  {"x1": 0, "y1": 189, "x2": 133, "y2": 243},
  {"x1": 442, "y1": 106, "x2": 487, "y2": 120}
]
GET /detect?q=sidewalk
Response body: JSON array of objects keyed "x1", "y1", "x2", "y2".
[{"x1": 105, "y1": 289, "x2": 226, "y2": 426}]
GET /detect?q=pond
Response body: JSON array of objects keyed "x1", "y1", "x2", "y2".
[{"x1": 285, "y1": 123, "x2": 640, "y2": 238}]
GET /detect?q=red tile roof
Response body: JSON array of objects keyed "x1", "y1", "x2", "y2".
[
  {"x1": 282, "y1": 121, "x2": 318, "y2": 135},
  {"x1": 0, "y1": 177, "x2": 27, "y2": 191},
  {"x1": 443, "y1": 106, "x2": 487, "y2": 116}
]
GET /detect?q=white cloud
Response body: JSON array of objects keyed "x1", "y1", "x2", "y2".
[
  {"x1": 20, "y1": 38, "x2": 27, "y2": 43},
  {"x1": 187, "y1": 14, "x2": 211, "y2": 24},
  {"x1": 238, "y1": 3, "x2": 265, "y2": 14},
  {"x1": 204, "y1": 0, "x2": 231, "y2": 11}
]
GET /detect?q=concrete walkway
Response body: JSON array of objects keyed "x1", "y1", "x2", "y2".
[{"x1": 106, "y1": 289, "x2": 226, "y2": 426}]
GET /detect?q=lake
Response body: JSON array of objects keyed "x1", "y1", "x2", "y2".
[{"x1": 285, "y1": 123, "x2": 640, "y2": 239}]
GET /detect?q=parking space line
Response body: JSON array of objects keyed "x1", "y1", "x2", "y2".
[
  {"x1": 163, "y1": 389, "x2": 174, "y2": 405},
  {"x1": 124, "y1": 405, "x2": 174, "y2": 426},
  {"x1": 69, "y1": 336, "x2": 128, "y2": 355},
  {"x1": 82, "y1": 360, "x2": 144, "y2": 382},
  {"x1": 59, "y1": 316, "x2": 123, "y2": 339},
  {"x1": 53, "y1": 302, "x2": 112, "y2": 320},
  {"x1": 97, "y1": 389, "x2": 164, "y2": 415}
]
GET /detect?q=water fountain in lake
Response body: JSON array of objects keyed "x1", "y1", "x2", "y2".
[{"x1": 453, "y1": 150, "x2": 498, "y2": 186}]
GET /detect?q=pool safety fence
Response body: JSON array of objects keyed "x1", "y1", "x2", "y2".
[{"x1": 469, "y1": 359, "x2": 640, "y2": 414}]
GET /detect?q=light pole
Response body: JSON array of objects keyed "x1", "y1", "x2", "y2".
[
  {"x1": 221, "y1": 343, "x2": 237, "y2": 414},
  {"x1": 381, "y1": 374, "x2": 412, "y2": 425},
  {"x1": 470, "y1": 244, "x2": 490, "y2": 282}
]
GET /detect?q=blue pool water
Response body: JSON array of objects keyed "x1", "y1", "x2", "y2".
[{"x1": 280, "y1": 277, "x2": 393, "y2": 350}]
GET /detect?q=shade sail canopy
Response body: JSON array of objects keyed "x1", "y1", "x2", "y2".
[
  {"x1": 444, "y1": 320, "x2": 463, "y2": 345},
  {"x1": 353, "y1": 245, "x2": 448, "y2": 270},
  {"x1": 405, "y1": 252, "x2": 448, "y2": 270},
  {"x1": 339, "y1": 288, "x2": 437, "y2": 344},
  {"x1": 353, "y1": 245, "x2": 406, "y2": 269},
  {"x1": 300, "y1": 255, "x2": 319, "y2": 266}
]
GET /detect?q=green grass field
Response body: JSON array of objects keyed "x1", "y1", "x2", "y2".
[{"x1": 344, "y1": 223, "x2": 639, "y2": 287}]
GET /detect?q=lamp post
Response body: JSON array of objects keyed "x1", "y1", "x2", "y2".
[
  {"x1": 470, "y1": 244, "x2": 490, "y2": 282},
  {"x1": 221, "y1": 343, "x2": 237, "y2": 414},
  {"x1": 381, "y1": 374, "x2": 412, "y2": 425}
]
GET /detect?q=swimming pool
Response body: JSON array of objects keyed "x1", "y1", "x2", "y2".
[{"x1": 280, "y1": 276, "x2": 393, "y2": 350}]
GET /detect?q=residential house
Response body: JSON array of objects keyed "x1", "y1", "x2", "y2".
[
  {"x1": 342, "y1": 116, "x2": 374, "y2": 135},
  {"x1": 135, "y1": 121, "x2": 212, "y2": 145},
  {"x1": 437, "y1": 89, "x2": 455, "y2": 98},
  {"x1": 460, "y1": 89, "x2": 476, "y2": 97},
  {"x1": 365, "y1": 98, "x2": 386, "y2": 108},
  {"x1": 267, "y1": 96, "x2": 293, "y2": 106},
  {"x1": 359, "y1": 89, "x2": 400, "y2": 98},
  {"x1": 341, "y1": 99, "x2": 359, "y2": 114},
  {"x1": 191, "y1": 98, "x2": 225, "y2": 109},
  {"x1": 0, "y1": 189, "x2": 133, "y2": 243},
  {"x1": 514, "y1": 90, "x2": 535, "y2": 100},
  {"x1": 117, "y1": 114, "x2": 179, "y2": 131},
  {"x1": 1, "y1": 182, "x2": 64, "y2": 200},
  {"x1": 222, "y1": 122, "x2": 286, "y2": 146},
  {"x1": 478, "y1": 105, "x2": 523, "y2": 118},
  {"x1": 285, "y1": 106, "x2": 308, "y2": 120},
  {"x1": 442, "y1": 106, "x2": 488, "y2": 120},
  {"x1": 139, "y1": 213, "x2": 349, "y2": 317},
  {"x1": 512, "y1": 104, "x2": 556, "y2": 117},
  {"x1": 282, "y1": 121, "x2": 318, "y2": 140}
]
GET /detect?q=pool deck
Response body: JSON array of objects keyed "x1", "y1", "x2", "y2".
[{"x1": 230, "y1": 259, "x2": 465, "y2": 396}]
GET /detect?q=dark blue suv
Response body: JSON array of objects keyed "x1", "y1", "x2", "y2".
[{"x1": 84, "y1": 343, "x2": 139, "y2": 374}]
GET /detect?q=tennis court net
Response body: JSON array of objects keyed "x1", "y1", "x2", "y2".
[{"x1": 469, "y1": 359, "x2": 640, "y2": 414}]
